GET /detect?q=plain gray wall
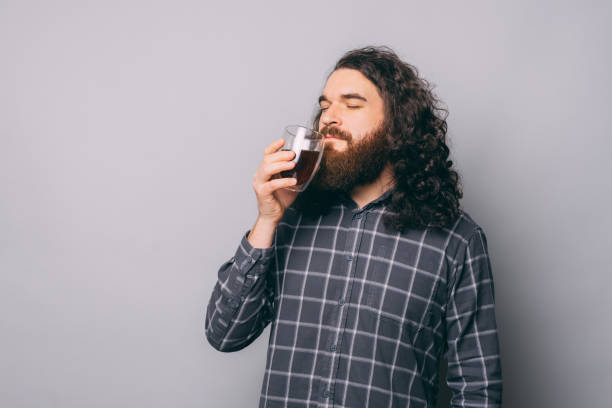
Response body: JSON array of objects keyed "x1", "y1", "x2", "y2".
[{"x1": 1, "y1": 1, "x2": 610, "y2": 407}]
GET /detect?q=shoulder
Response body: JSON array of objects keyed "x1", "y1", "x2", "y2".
[
  {"x1": 450, "y1": 210, "x2": 486, "y2": 243},
  {"x1": 420, "y1": 209, "x2": 487, "y2": 261}
]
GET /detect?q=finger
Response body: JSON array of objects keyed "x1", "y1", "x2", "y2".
[
  {"x1": 265, "y1": 149, "x2": 296, "y2": 164},
  {"x1": 260, "y1": 176, "x2": 298, "y2": 195},
  {"x1": 255, "y1": 160, "x2": 296, "y2": 184},
  {"x1": 264, "y1": 138, "x2": 286, "y2": 155}
]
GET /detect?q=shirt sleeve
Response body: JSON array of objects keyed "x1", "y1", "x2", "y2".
[
  {"x1": 205, "y1": 229, "x2": 277, "y2": 352},
  {"x1": 444, "y1": 227, "x2": 503, "y2": 407}
]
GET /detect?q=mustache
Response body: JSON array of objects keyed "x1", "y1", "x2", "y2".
[{"x1": 320, "y1": 126, "x2": 353, "y2": 142}]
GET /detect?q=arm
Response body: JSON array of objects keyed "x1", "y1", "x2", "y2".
[
  {"x1": 444, "y1": 228, "x2": 503, "y2": 407},
  {"x1": 204, "y1": 226, "x2": 277, "y2": 352},
  {"x1": 205, "y1": 138, "x2": 298, "y2": 352}
]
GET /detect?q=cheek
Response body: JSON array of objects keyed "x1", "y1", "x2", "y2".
[{"x1": 352, "y1": 113, "x2": 381, "y2": 135}]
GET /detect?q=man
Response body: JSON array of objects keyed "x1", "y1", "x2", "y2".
[{"x1": 205, "y1": 46, "x2": 502, "y2": 407}]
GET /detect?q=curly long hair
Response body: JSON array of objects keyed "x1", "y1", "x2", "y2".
[{"x1": 303, "y1": 46, "x2": 463, "y2": 232}]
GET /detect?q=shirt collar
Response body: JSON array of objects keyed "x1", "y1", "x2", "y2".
[{"x1": 336, "y1": 184, "x2": 396, "y2": 212}]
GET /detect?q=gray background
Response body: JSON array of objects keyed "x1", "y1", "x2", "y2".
[{"x1": 1, "y1": 1, "x2": 610, "y2": 407}]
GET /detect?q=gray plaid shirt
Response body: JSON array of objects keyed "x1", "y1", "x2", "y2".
[{"x1": 205, "y1": 187, "x2": 502, "y2": 407}]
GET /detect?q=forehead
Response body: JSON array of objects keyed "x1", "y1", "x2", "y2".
[{"x1": 322, "y1": 68, "x2": 382, "y2": 101}]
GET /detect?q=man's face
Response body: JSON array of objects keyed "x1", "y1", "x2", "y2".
[
  {"x1": 309, "y1": 68, "x2": 390, "y2": 192},
  {"x1": 317, "y1": 68, "x2": 386, "y2": 147}
]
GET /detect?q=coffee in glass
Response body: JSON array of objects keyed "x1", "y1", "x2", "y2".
[{"x1": 277, "y1": 125, "x2": 325, "y2": 192}]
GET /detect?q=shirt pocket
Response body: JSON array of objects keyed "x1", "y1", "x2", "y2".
[{"x1": 362, "y1": 243, "x2": 438, "y2": 346}]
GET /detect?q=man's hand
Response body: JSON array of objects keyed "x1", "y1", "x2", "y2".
[{"x1": 252, "y1": 138, "x2": 300, "y2": 224}]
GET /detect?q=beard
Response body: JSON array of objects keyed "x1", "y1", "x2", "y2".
[
  {"x1": 293, "y1": 121, "x2": 391, "y2": 215},
  {"x1": 309, "y1": 122, "x2": 391, "y2": 192}
]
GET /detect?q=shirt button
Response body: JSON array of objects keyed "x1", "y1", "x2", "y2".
[
  {"x1": 330, "y1": 344, "x2": 337, "y2": 352},
  {"x1": 346, "y1": 255, "x2": 353, "y2": 261},
  {"x1": 323, "y1": 390, "x2": 330, "y2": 398},
  {"x1": 338, "y1": 299, "x2": 345, "y2": 306}
]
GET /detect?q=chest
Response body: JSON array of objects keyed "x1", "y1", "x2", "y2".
[{"x1": 274, "y1": 214, "x2": 451, "y2": 332}]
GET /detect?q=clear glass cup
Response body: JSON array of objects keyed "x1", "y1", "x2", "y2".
[{"x1": 277, "y1": 125, "x2": 325, "y2": 192}]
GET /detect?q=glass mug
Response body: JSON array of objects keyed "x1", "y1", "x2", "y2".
[{"x1": 276, "y1": 125, "x2": 325, "y2": 192}]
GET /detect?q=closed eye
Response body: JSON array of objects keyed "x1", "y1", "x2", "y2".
[{"x1": 319, "y1": 104, "x2": 361, "y2": 111}]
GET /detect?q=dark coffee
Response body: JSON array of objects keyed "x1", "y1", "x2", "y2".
[{"x1": 280, "y1": 149, "x2": 319, "y2": 185}]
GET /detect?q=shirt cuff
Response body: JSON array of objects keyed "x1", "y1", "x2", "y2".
[{"x1": 231, "y1": 229, "x2": 275, "y2": 276}]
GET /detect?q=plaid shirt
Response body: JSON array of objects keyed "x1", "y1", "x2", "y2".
[{"x1": 205, "y1": 187, "x2": 502, "y2": 407}]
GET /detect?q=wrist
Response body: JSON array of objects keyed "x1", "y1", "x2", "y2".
[
  {"x1": 248, "y1": 217, "x2": 279, "y2": 249},
  {"x1": 256, "y1": 215, "x2": 281, "y2": 227}
]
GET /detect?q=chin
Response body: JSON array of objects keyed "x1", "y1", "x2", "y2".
[{"x1": 325, "y1": 141, "x2": 347, "y2": 152}]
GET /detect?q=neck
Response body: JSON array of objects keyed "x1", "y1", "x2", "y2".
[{"x1": 350, "y1": 163, "x2": 395, "y2": 210}]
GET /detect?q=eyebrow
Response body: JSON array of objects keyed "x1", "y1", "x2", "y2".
[{"x1": 318, "y1": 93, "x2": 368, "y2": 104}]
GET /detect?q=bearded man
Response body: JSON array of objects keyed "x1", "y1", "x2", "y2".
[{"x1": 205, "y1": 46, "x2": 502, "y2": 408}]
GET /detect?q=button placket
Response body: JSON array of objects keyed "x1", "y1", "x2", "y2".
[{"x1": 324, "y1": 208, "x2": 362, "y2": 402}]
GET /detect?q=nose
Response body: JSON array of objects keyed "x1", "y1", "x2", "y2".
[{"x1": 319, "y1": 104, "x2": 342, "y2": 129}]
